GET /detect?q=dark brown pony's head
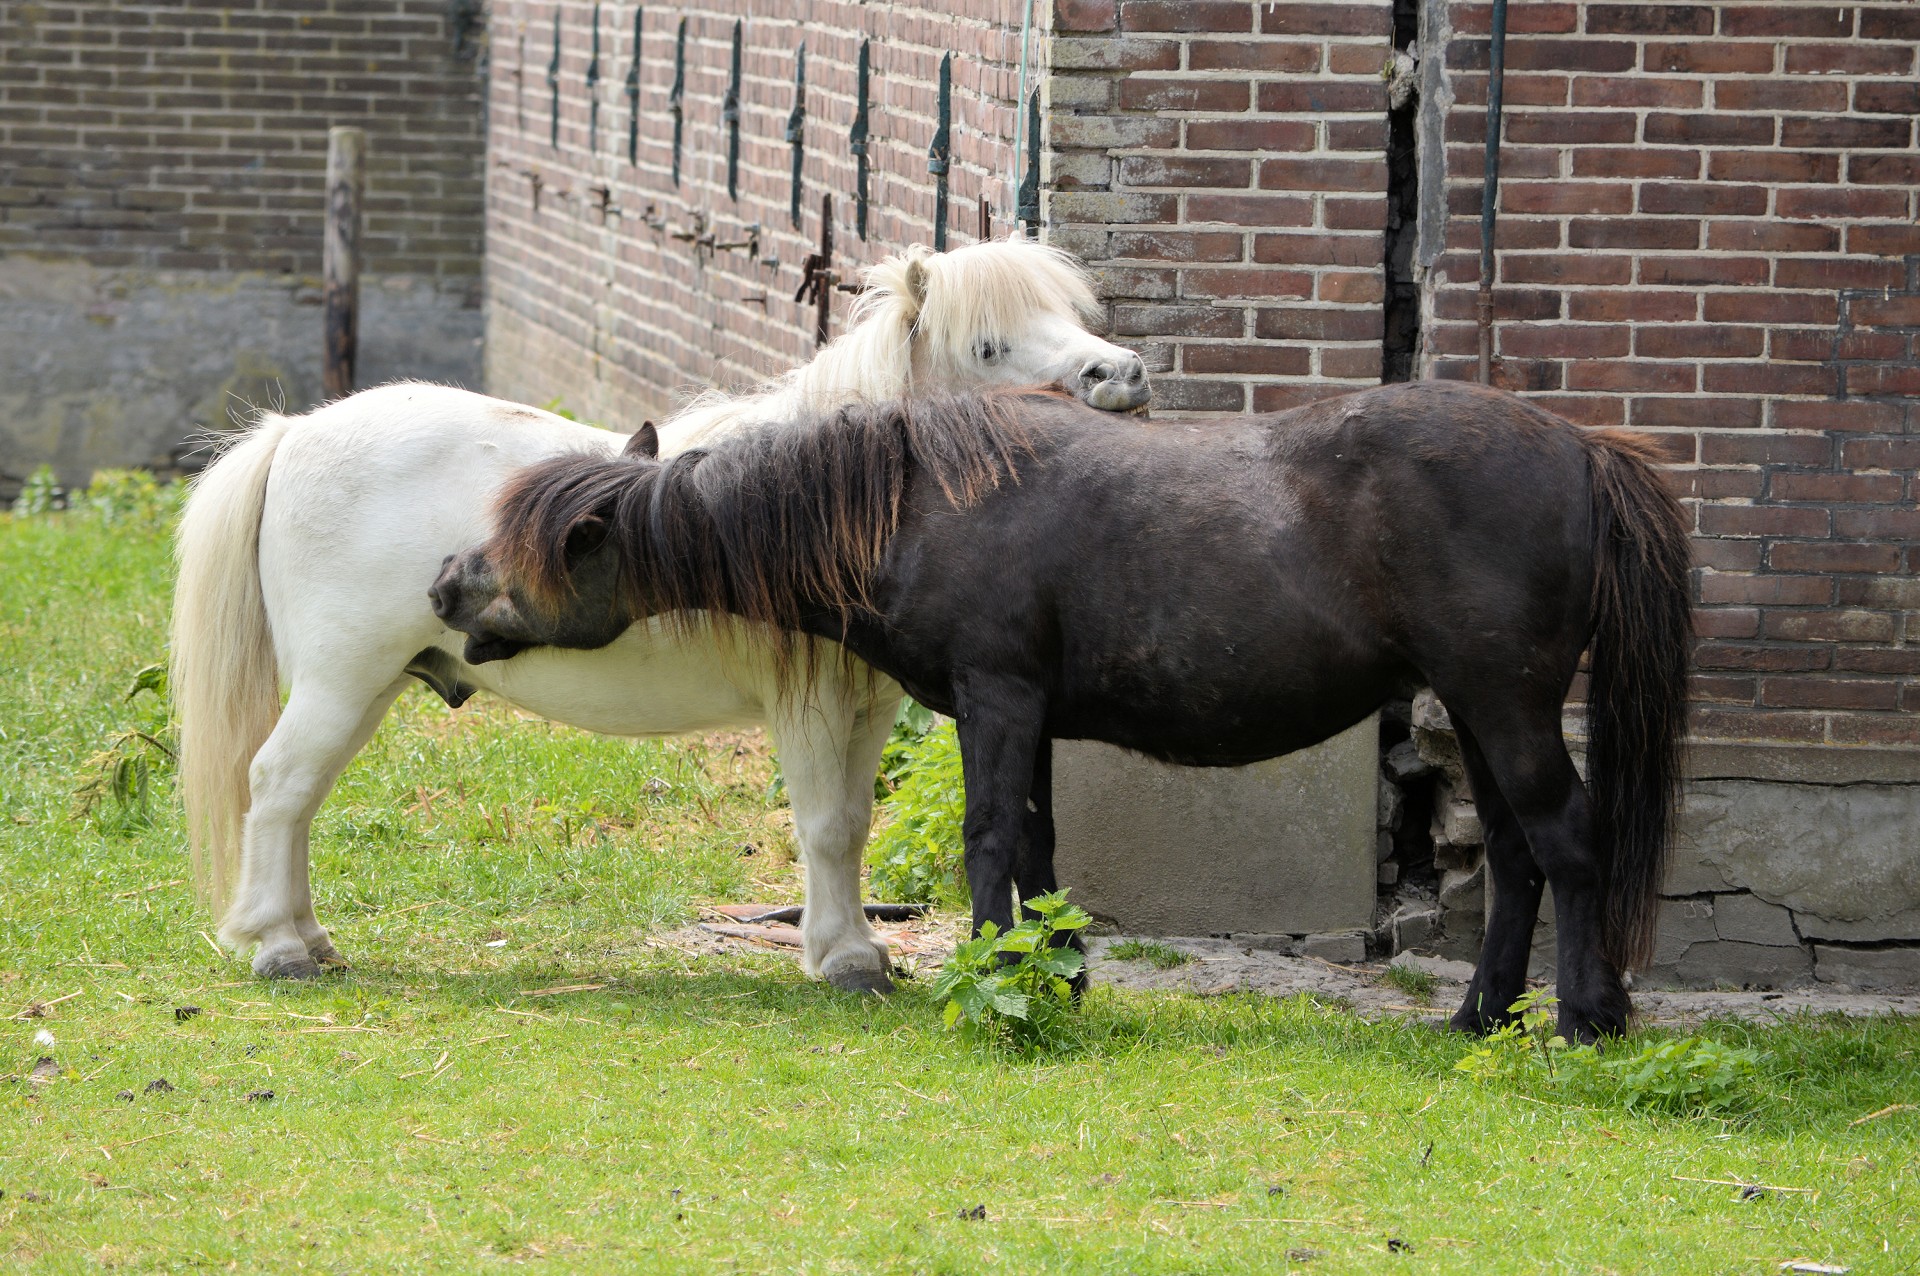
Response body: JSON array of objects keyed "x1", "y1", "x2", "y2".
[{"x1": 430, "y1": 393, "x2": 1039, "y2": 670}]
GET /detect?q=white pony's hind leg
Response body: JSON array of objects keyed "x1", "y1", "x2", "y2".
[
  {"x1": 767, "y1": 677, "x2": 897, "y2": 994},
  {"x1": 290, "y1": 676, "x2": 409, "y2": 967},
  {"x1": 220, "y1": 675, "x2": 408, "y2": 978}
]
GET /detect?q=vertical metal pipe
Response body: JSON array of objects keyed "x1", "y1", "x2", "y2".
[{"x1": 1477, "y1": 0, "x2": 1508, "y2": 386}]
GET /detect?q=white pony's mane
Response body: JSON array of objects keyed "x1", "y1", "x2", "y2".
[{"x1": 661, "y1": 237, "x2": 1101, "y2": 450}]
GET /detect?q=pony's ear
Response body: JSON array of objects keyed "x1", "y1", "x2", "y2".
[
  {"x1": 624, "y1": 421, "x2": 659, "y2": 459},
  {"x1": 902, "y1": 247, "x2": 932, "y2": 311}
]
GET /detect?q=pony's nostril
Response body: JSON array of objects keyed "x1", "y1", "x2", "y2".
[
  {"x1": 1081, "y1": 360, "x2": 1115, "y2": 386},
  {"x1": 428, "y1": 580, "x2": 454, "y2": 620}
]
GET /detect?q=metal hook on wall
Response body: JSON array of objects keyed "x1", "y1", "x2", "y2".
[
  {"x1": 669, "y1": 17, "x2": 687, "y2": 186},
  {"x1": 785, "y1": 44, "x2": 806, "y2": 229},
  {"x1": 625, "y1": 7, "x2": 642, "y2": 165},
  {"x1": 849, "y1": 40, "x2": 870, "y2": 241},
  {"x1": 927, "y1": 52, "x2": 951, "y2": 251},
  {"x1": 585, "y1": 3, "x2": 601, "y2": 155},
  {"x1": 723, "y1": 20, "x2": 743, "y2": 202},
  {"x1": 546, "y1": 10, "x2": 561, "y2": 148},
  {"x1": 1016, "y1": 89, "x2": 1040, "y2": 239}
]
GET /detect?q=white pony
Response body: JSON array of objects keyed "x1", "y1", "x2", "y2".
[{"x1": 172, "y1": 238, "x2": 1148, "y2": 992}]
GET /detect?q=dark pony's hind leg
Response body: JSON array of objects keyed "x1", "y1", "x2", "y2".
[
  {"x1": 1449, "y1": 723, "x2": 1547, "y2": 1034},
  {"x1": 1443, "y1": 707, "x2": 1630, "y2": 1044},
  {"x1": 953, "y1": 675, "x2": 1049, "y2": 944},
  {"x1": 1015, "y1": 742, "x2": 1088, "y2": 995}
]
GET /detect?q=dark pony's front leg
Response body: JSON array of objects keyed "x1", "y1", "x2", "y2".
[
  {"x1": 952, "y1": 677, "x2": 1049, "y2": 943},
  {"x1": 1016, "y1": 741, "x2": 1088, "y2": 995}
]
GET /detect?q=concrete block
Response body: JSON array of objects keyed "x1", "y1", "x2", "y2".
[
  {"x1": 1527, "y1": 895, "x2": 1558, "y2": 981},
  {"x1": 1391, "y1": 904, "x2": 1441, "y2": 953},
  {"x1": 1440, "y1": 863, "x2": 1485, "y2": 915},
  {"x1": 1376, "y1": 779, "x2": 1403, "y2": 831},
  {"x1": 1391, "y1": 952, "x2": 1476, "y2": 983},
  {"x1": 1383, "y1": 739, "x2": 1430, "y2": 782},
  {"x1": 1439, "y1": 796, "x2": 1482, "y2": 847},
  {"x1": 1676, "y1": 940, "x2": 1814, "y2": 989},
  {"x1": 1669, "y1": 778, "x2": 1920, "y2": 937},
  {"x1": 1411, "y1": 689, "x2": 1451, "y2": 732},
  {"x1": 1377, "y1": 860, "x2": 1400, "y2": 887},
  {"x1": 1434, "y1": 913, "x2": 1486, "y2": 965},
  {"x1": 1652, "y1": 897, "x2": 1717, "y2": 967},
  {"x1": 1812, "y1": 944, "x2": 1920, "y2": 990},
  {"x1": 1300, "y1": 931, "x2": 1368, "y2": 964},
  {"x1": 1712, "y1": 892, "x2": 1801, "y2": 947},
  {"x1": 0, "y1": 258, "x2": 479, "y2": 492},
  {"x1": 1051, "y1": 715, "x2": 1378, "y2": 937},
  {"x1": 1793, "y1": 906, "x2": 1920, "y2": 943},
  {"x1": 1227, "y1": 933, "x2": 1300, "y2": 955}
]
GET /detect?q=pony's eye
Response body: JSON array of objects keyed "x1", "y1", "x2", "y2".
[{"x1": 976, "y1": 340, "x2": 1006, "y2": 363}]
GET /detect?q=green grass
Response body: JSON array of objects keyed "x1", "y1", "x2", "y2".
[
  {"x1": 1379, "y1": 963, "x2": 1439, "y2": 1004},
  {"x1": 4, "y1": 498, "x2": 1919, "y2": 1273},
  {"x1": 1106, "y1": 939, "x2": 1194, "y2": 971}
]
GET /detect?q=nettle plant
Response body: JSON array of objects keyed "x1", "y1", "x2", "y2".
[
  {"x1": 931, "y1": 890, "x2": 1091, "y2": 1052},
  {"x1": 866, "y1": 717, "x2": 968, "y2": 908},
  {"x1": 1454, "y1": 988, "x2": 1766, "y2": 1116}
]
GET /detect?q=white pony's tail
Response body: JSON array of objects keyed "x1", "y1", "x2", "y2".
[{"x1": 171, "y1": 414, "x2": 292, "y2": 915}]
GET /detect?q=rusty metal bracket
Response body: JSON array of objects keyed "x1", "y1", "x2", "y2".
[
  {"x1": 927, "y1": 52, "x2": 951, "y2": 250},
  {"x1": 670, "y1": 210, "x2": 713, "y2": 260},
  {"x1": 723, "y1": 20, "x2": 743, "y2": 201},
  {"x1": 714, "y1": 222, "x2": 760, "y2": 256},
  {"x1": 784, "y1": 43, "x2": 806, "y2": 228},
  {"x1": 624, "y1": 6, "x2": 642, "y2": 164},
  {"x1": 849, "y1": 40, "x2": 871, "y2": 240},
  {"x1": 668, "y1": 16, "x2": 686, "y2": 186},
  {"x1": 794, "y1": 192, "x2": 836, "y2": 348}
]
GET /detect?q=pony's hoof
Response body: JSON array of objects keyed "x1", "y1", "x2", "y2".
[
  {"x1": 257, "y1": 953, "x2": 327, "y2": 980},
  {"x1": 1447, "y1": 1008, "x2": 1506, "y2": 1036},
  {"x1": 827, "y1": 966, "x2": 895, "y2": 996},
  {"x1": 309, "y1": 943, "x2": 351, "y2": 969}
]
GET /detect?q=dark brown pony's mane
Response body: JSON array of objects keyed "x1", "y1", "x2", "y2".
[{"x1": 488, "y1": 390, "x2": 1040, "y2": 654}]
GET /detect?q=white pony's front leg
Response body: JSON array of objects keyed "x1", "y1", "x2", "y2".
[
  {"x1": 765, "y1": 670, "x2": 899, "y2": 993},
  {"x1": 220, "y1": 675, "x2": 408, "y2": 977}
]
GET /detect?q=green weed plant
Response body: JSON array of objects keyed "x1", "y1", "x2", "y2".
[
  {"x1": 932, "y1": 890, "x2": 1091, "y2": 1052},
  {"x1": 1107, "y1": 939, "x2": 1194, "y2": 970},
  {"x1": 1455, "y1": 988, "x2": 1765, "y2": 1116},
  {"x1": 865, "y1": 718, "x2": 968, "y2": 907}
]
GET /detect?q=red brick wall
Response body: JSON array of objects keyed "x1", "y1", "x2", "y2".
[
  {"x1": 0, "y1": 0, "x2": 486, "y2": 278},
  {"x1": 483, "y1": 0, "x2": 1026, "y2": 423},
  {"x1": 1427, "y1": 2, "x2": 1918, "y2": 749},
  {"x1": 1043, "y1": 0, "x2": 1396, "y2": 415},
  {"x1": 1043, "y1": 0, "x2": 1916, "y2": 752}
]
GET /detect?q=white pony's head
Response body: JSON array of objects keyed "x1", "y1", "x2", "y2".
[
  {"x1": 660, "y1": 237, "x2": 1149, "y2": 453},
  {"x1": 854, "y1": 238, "x2": 1149, "y2": 411}
]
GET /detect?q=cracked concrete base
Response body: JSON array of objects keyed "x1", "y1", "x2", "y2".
[{"x1": 1086, "y1": 937, "x2": 1920, "y2": 1027}]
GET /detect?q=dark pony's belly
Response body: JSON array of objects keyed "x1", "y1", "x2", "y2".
[{"x1": 1047, "y1": 674, "x2": 1401, "y2": 769}]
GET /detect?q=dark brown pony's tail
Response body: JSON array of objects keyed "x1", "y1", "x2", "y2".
[{"x1": 1582, "y1": 431, "x2": 1693, "y2": 972}]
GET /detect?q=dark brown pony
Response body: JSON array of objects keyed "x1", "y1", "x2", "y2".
[{"x1": 431, "y1": 381, "x2": 1693, "y2": 1042}]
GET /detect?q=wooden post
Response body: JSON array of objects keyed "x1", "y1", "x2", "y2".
[{"x1": 322, "y1": 127, "x2": 366, "y2": 400}]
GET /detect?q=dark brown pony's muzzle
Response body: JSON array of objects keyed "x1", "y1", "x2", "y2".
[{"x1": 429, "y1": 553, "x2": 534, "y2": 665}]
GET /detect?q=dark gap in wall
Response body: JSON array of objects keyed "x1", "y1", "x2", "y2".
[{"x1": 1381, "y1": 0, "x2": 1422, "y2": 384}]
